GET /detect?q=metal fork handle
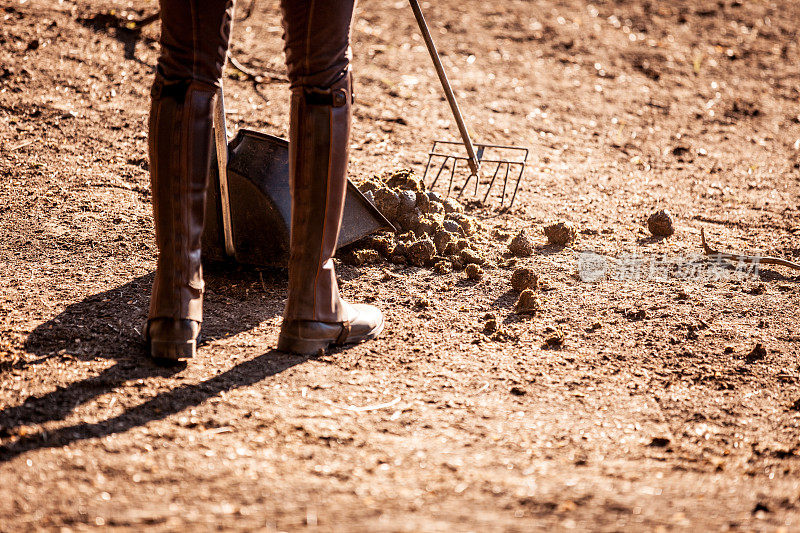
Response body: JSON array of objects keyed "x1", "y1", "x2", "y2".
[{"x1": 408, "y1": 0, "x2": 480, "y2": 177}]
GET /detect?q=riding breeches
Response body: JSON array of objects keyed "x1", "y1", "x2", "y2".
[{"x1": 155, "y1": 0, "x2": 357, "y2": 91}]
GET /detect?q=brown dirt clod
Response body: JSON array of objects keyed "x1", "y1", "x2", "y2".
[
  {"x1": 544, "y1": 221, "x2": 577, "y2": 246},
  {"x1": 341, "y1": 248, "x2": 381, "y2": 266},
  {"x1": 508, "y1": 229, "x2": 534, "y2": 257},
  {"x1": 543, "y1": 326, "x2": 565, "y2": 348},
  {"x1": 460, "y1": 248, "x2": 485, "y2": 265},
  {"x1": 515, "y1": 289, "x2": 541, "y2": 315},
  {"x1": 647, "y1": 209, "x2": 676, "y2": 237},
  {"x1": 745, "y1": 343, "x2": 767, "y2": 363},
  {"x1": 465, "y1": 263, "x2": 484, "y2": 281},
  {"x1": 511, "y1": 267, "x2": 538, "y2": 292},
  {"x1": 433, "y1": 260, "x2": 451, "y2": 274},
  {"x1": 406, "y1": 237, "x2": 436, "y2": 267}
]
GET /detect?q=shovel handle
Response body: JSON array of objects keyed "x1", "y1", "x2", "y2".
[
  {"x1": 213, "y1": 87, "x2": 236, "y2": 258},
  {"x1": 408, "y1": 0, "x2": 480, "y2": 177}
]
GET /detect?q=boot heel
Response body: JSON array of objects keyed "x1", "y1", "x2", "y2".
[
  {"x1": 277, "y1": 334, "x2": 331, "y2": 355},
  {"x1": 150, "y1": 339, "x2": 196, "y2": 361}
]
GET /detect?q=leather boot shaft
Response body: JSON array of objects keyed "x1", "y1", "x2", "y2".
[
  {"x1": 284, "y1": 73, "x2": 352, "y2": 323},
  {"x1": 148, "y1": 78, "x2": 217, "y2": 323}
]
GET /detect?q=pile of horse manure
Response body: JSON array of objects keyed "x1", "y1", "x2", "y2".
[{"x1": 343, "y1": 169, "x2": 488, "y2": 269}]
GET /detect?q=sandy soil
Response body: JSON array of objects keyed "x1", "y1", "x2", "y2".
[{"x1": 2, "y1": 0, "x2": 800, "y2": 530}]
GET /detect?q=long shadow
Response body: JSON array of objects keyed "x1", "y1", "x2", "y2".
[
  {"x1": 76, "y1": 11, "x2": 157, "y2": 68},
  {"x1": 756, "y1": 268, "x2": 800, "y2": 283},
  {"x1": 533, "y1": 244, "x2": 568, "y2": 256},
  {"x1": 0, "y1": 349, "x2": 307, "y2": 462},
  {"x1": 490, "y1": 288, "x2": 519, "y2": 310},
  {"x1": 4, "y1": 267, "x2": 286, "y2": 451},
  {"x1": 636, "y1": 235, "x2": 667, "y2": 246}
]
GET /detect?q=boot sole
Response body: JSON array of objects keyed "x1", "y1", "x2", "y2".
[
  {"x1": 149, "y1": 339, "x2": 196, "y2": 362},
  {"x1": 277, "y1": 319, "x2": 385, "y2": 356}
]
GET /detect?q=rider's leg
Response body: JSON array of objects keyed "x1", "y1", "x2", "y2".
[
  {"x1": 146, "y1": 0, "x2": 234, "y2": 361},
  {"x1": 277, "y1": 0, "x2": 384, "y2": 354}
]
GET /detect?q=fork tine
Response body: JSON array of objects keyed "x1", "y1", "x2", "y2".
[
  {"x1": 508, "y1": 163, "x2": 524, "y2": 208},
  {"x1": 457, "y1": 175, "x2": 470, "y2": 199},
  {"x1": 422, "y1": 153, "x2": 434, "y2": 185},
  {"x1": 430, "y1": 156, "x2": 448, "y2": 189},
  {"x1": 458, "y1": 163, "x2": 476, "y2": 200},
  {"x1": 483, "y1": 161, "x2": 502, "y2": 203},
  {"x1": 448, "y1": 158, "x2": 458, "y2": 197},
  {"x1": 424, "y1": 142, "x2": 529, "y2": 207},
  {"x1": 500, "y1": 162, "x2": 510, "y2": 207}
]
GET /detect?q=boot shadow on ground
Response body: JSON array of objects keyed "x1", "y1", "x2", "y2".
[
  {"x1": 0, "y1": 348, "x2": 308, "y2": 463},
  {"x1": 4, "y1": 267, "x2": 291, "y2": 461}
]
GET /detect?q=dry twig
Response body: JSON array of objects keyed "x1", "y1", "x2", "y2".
[
  {"x1": 226, "y1": 54, "x2": 288, "y2": 84},
  {"x1": 700, "y1": 228, "x2": 800, "y2": 270}
]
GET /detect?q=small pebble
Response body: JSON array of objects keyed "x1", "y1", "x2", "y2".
[{"x1": 465, "y1": 263, "x2": 484, "y2": 281}]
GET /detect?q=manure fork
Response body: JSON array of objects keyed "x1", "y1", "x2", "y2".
[{"x1": 409, "y1": 0, "x2": 529, "y2": 208}]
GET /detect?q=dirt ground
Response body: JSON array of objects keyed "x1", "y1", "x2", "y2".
[{"x1": 2, "y1": 0, "x2": 800, "y2": 530}]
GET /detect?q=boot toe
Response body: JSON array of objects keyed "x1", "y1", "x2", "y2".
[
  {"x1": 277, "y1": 304, "x2": 384, "y2": 355},
  {"x1": 346, "y1": 303, "x2": 384, "y2": 342}
]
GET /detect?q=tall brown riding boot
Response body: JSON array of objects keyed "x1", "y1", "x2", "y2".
[
  {"x1": 278, "y1": 74, "x2": 384, "y2": 355},
  {"x1": 145, "y1": 78, "x2": 216, "y2": 361}
]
